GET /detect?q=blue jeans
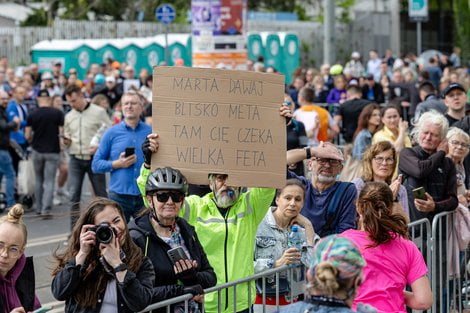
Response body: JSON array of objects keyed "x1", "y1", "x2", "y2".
[
  {"x1": 32, "y1": 151, "x2": 60, "y2": 214},
  {"x1": 109, "y1": 192, "x2": 144, "y2": 222},
  {"x1": 0, "y1": 149, "x2": 16, "y2": 207},
  {"x1": 69, "y1": 155, "x2": 107, "y2": 229}
]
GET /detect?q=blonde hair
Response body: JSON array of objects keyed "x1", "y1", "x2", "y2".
[
  {"x1": 0, "y1": 204, "x2": 27, "y2": 246},
  {"x1": 313, "y1": 261, "x2": 340, "y2": 295},
  {"x1": 447, "y1": 127, "x2": 470, "y2": 143}
]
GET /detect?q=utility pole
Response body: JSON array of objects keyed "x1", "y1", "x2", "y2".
[
  {"x1": 323, "y1": 0, "x2": 335, "y2": 65},
  {"x1": 390, "y1": 0, "x2": 401, "y2": 56}
]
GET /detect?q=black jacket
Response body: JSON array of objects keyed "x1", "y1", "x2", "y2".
[
  {"x1": 399, "y1": 146, "x2": 458, "y2": 222},
  {"x1": 0, "y1": 256, "x2": 36, "y2": 312},
  {"x1": 362, "y1": 83, "x2": 385, "y2": 104},
  {"x1": 51, "y1": 257, "x2": 154, "y2": 313},
  {"x1": 0, "y1": 106, "x2": 17, "y2": 150},
  {"x1": 129, "y1": 215, "x2": 216, "y2": 303}
]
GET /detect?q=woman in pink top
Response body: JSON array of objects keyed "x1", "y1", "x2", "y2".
[{"x1": 342, "y1": 182, "x2": 432, "y2": 313}]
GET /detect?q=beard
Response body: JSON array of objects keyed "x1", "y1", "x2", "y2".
[
  {"x1": 214, "y1": 188, "x2": 240, "y2": 208},
  {"x1": 315, "y1": 173, "x2": 336, "y2": 184}
]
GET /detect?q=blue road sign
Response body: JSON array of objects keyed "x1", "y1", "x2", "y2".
[{"x1": 155, "y1": 4, "x2": 176, "y2": 24}]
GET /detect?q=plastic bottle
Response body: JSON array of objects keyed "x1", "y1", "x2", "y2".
[{"x1": 288, "y1": 225, "x2": 302, "y2": 251}]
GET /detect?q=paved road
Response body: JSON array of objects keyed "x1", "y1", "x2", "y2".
[{"x1": 23, "y1": 201, "x2": 70, "y2": 312}]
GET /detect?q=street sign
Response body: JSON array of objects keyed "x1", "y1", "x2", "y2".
[
  {"x1": 409, "y1": 0, "x2": 428, "y2": 22},
  {"x1": 155, "y1": 4, "x2": 176, "y2": 24}
]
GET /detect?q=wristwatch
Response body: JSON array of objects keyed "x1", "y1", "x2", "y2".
[
  {"x1": 304, "y1": 147, "x2": 312, "y2": 159},
  {"x1": 113, "y1": 263, "x2": 128, "y2": 273}
]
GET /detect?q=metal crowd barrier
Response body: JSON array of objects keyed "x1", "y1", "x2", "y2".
[
  {"x1": 139, "y1": 265, "x2": 304, "y2": 313},
  {"x1": 140, "y1": 213, "x2": 470, "y2": 313}
]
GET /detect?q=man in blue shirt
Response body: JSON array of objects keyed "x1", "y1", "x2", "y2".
[
  {"x1": 286, "y1": 142, "x2": 357, "y2": 237},
  {"x1": 7, "y1": 85, "x2": 28, "y2": 173},
  {"x1": 92, "y1": 91, "x2": 151, "y2": 221}
]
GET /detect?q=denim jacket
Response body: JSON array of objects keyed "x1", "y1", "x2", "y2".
[{"x1": 254, "y1": 207, "x2": 307, "y2": 273}]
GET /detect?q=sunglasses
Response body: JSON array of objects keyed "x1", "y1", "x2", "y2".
[{"x1": 154, "y1": 191, "x2": 184, "y2": 203}]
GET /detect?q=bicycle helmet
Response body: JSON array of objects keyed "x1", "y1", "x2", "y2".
[{"x1": 146, "y1": 167, "x2": 188, "y2": 195}]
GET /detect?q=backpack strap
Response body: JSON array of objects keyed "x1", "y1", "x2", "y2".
[{"x1": 319, "y1": 182, "x2": 349, "y2": 237}]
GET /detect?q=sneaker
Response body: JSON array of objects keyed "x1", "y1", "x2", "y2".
[{"x1": 53, "y1": 196, "x2": 62, "y2": 206}]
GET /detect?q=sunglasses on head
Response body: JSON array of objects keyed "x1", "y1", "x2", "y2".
[{"x1": 154, "y1": 191, "x2": 184, "y2": 203}]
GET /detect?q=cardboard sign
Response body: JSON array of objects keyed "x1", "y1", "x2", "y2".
[{"x1": 151, "y1": 66, "x2": 286, "y2": 188}]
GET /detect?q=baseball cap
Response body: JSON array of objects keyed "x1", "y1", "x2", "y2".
[
  {"x1": 175, "y1": 58, "x2": 184, "y2": 66},
  {"x1": 105, "y1": 76, "x2": 116, "y2": 83},
  {"x1": 309, "y1": 235, "x2": 366, "y2": 281},
  {"x1": 351, "y1": 51, "x2": 360, "y2": 59},
  {"x1": 442, "y1": 83, "x2": 466, "y2": 98},
  {"x1": 365, "y1": 73, "x2": 374, "y2": 80},
  {"x1": 41, "y1": 71, "x2": 53, "y2": 80},
  {"x1": 313, "y1": 141, "x2": 344, "y2": 162},
  {"x1": 37, "y1": 89, "x2": 50, "y2": 97}
]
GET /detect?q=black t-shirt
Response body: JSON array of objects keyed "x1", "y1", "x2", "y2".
[
  {"x1": 337, "y1": 98, "x2": 371, "y2": 143},
  {"x1": 26, "y1": 107, "x2": 64, "y2": 153},
  {"x1": 445, "y1": 113, "x2": 460, "y2": 127},
  {"x1": 287, "y1": 119, "x2": 307, "y2": 176}
]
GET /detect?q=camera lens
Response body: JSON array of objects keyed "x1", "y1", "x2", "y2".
[{"x1": 95, "y1": 223, "x2": 114, "y2": 244}]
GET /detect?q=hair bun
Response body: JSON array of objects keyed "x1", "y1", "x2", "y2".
[{"x1": 7, "y1": 204, "x2": 24, "y2": 223}]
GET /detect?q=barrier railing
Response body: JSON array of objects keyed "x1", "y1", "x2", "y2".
[
  {"x1": 139, "y1": 265, "x2": 304, "y2": 313},
  {"x1": 140, "y1": 212, "x2": 469, "y2": 313}
]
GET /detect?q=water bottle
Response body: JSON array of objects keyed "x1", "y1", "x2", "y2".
[{"x1": 288, "y1": 225, "x2": 302, "y2": 250}]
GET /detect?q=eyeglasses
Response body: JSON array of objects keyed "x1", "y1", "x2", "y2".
[
  {"x1": 313, "y1": 158, "x2": 342, "y2": 167},
  {"x1": 0, "y1": 242, "x2": 22, "y2": 258},
  {"x1": 373, "y1": 157, "x2": 395, "y2": 165},
  {"x1": 449, "y1": 140, "x2": 470, "y2": 149},
  {"x1": 154, "y1": 191, "x2": 185, "y2": 203}
]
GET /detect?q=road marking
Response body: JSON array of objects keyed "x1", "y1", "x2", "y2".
[{"x1": 27, "y1": 233, "x2": 69, "y2": 247}]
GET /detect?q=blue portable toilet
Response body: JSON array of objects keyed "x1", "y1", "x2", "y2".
[
  {"x1": 247, "y1": 32, "x2": 264, "y2": 62},
  {"x1": 280, "y1": 32, "x2": 300, "y2": 85},
  {"x1": 168, "y1": 34, "x2": 190, "y2": 66},
  {"x1": 121, "y1": 40, "x2": 144, "y2": 73},
  {"x1": 95, "y1": 42, "x2": 120, "y2": 64},
  {"x1": 139, "y1": 37, "x2": 165, "y2": 72}
]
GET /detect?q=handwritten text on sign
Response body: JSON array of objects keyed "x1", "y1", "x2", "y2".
[{"x1": 152, "y1": 66, "x2": 285, "y2": 188}]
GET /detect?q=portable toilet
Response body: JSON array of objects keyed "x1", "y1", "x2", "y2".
[
  {"x1": 186, "y1": 36, "x2": 192, "y2": 67},
  {"x1": 31, "y1": 39, "x2": 94, "y2": 80},
  {"x1": 247, "y1": 32, "x2": 264, "y2": 62},
  {"x1": 280, "y1": 32, "x2": 300, "y2": 85},
  {"x1": 95, "y1": 42, "x2": 120, "y2": 64},
  {"x1": 168, "y1": 34, "x2": 190, "y2": 66},
  {"x1": 121, "y1": 40, "x2": 144, "y2": 73},
  {"x1": 140, "y1": 38, "x2": 165, "y2": 72},
  {"x1": 262, "y1": 32, "x2": 283, "y2": 74}
]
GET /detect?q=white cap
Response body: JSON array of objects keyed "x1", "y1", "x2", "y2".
[
  {"x1": 105, "y1": 76, "x2": 116, "y2": 83},
  {"x1": 41, "y1": 71, "x2": 53, "y2": 80},
  {"x1": 351, "y1": 51, "x2": 360, "y2": 59}
]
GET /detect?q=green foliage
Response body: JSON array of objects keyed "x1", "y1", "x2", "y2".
[
  {"x1": 312, "y1": 0, "x2": 356, "y2": 24},
  {"x1": 453, "y1": 0, "x2": 470, "y2": 63},
  {"x1": 20, "y1": 8, "x2": 48, "y2": 26}
]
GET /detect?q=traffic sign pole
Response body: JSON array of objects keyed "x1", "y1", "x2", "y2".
[{"x1": 155, "y1": 3, "x2": 176, "y2": 65}]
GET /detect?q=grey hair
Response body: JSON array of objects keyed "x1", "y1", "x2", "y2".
[
  {"x1": 447, "y1": 127, "x2": 470, "y2": 143},
  {"x1": 411, "y1": 110, "x2": 449, "y2": 143}
]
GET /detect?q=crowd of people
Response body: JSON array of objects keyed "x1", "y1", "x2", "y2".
[{"x1": 0, "y1": 46, "x2": 469, "y2": 313}]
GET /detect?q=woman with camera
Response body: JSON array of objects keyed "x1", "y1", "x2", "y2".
[
  {"x1": 0, "y1": 204, "x2": 42, "y2": 313},
  {"x1": 51, "y1": 197, "x2": 154, "y2": 313},
  {"x1": 129, "y1": 167, "x2": 216, "y2": 312}
]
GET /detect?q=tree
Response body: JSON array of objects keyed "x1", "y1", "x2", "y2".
[{"x1": 453, "y1": 0, "x2": 470, "y2": 64}]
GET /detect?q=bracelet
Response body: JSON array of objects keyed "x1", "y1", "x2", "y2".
[{"x1": 304, "y1": 147, "x2": 312, "y2": 159}]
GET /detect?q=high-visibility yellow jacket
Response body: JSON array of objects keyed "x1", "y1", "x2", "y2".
[{"x1": 137, "y1": 166, "x2": 275, "y2": 313}]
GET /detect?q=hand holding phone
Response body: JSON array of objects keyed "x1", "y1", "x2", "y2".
[
  {"x1": 167, "y1": 246, "x2": 189, "y2": 264},
  {"x1": 124, "y1": 147, "x2": 135, "y2": 157},
  {"x1": 412, "y1": 187, "x2": 426, "y2": 200}
]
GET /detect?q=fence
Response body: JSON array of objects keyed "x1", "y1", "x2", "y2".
[
  {"x1": 2, "y1": 11, "x2": 392, "y2": 68},
  {"x1": 138, "y1": 213, "x2": 470, "y2": 313}
]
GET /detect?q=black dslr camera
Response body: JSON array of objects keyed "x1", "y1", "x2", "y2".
[{"x1": 90, "y1": 223, "x2": 116, "y2": 244}]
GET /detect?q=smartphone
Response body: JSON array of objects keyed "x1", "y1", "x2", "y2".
[
  {"x1": 412, "y1": 187, "x2": 426, "y2": 200},
  {"x1": 124, "y1": 147, "x2": 135, "y2": 157},
  {"x1": 167, "y1": 246, "x2": 189, "y2": 264},
  {"x1": 34, "y1": 307, "x2": 53, "y2": 313}
]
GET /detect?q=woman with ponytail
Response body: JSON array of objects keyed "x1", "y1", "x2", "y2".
[
  {"x1": 342, "y1": 182, "x2": 432, "y2": 312},
  {"x1": 0, "y1": 205, "x2": 41, "y2": 313},
  {"x1": 278, "y1": 235, "x2": 375, "y2": 313}
]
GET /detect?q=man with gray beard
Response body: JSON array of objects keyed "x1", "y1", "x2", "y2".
[{"x1": 286, "y1": 142, "x2": 357, "y2": 237}]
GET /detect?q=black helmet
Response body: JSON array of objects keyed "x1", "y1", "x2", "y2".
[{"x1": 146, "y1": 167, "x2": 188, "y2": 195}]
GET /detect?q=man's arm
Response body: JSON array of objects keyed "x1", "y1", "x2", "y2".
[
  {"x1": 24, "y1": 126, "x2": 32, "y2": 142},
  {"x1": 91, "y1": 131, "x2": 113, "y2": 173},
  {"x1": 399, "y1": 148, "x2": 446, "y2": 179}
]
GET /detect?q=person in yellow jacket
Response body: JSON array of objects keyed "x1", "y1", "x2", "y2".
[{"x1": 136, "y1": 105, "x2": 291, "y2": 313}]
